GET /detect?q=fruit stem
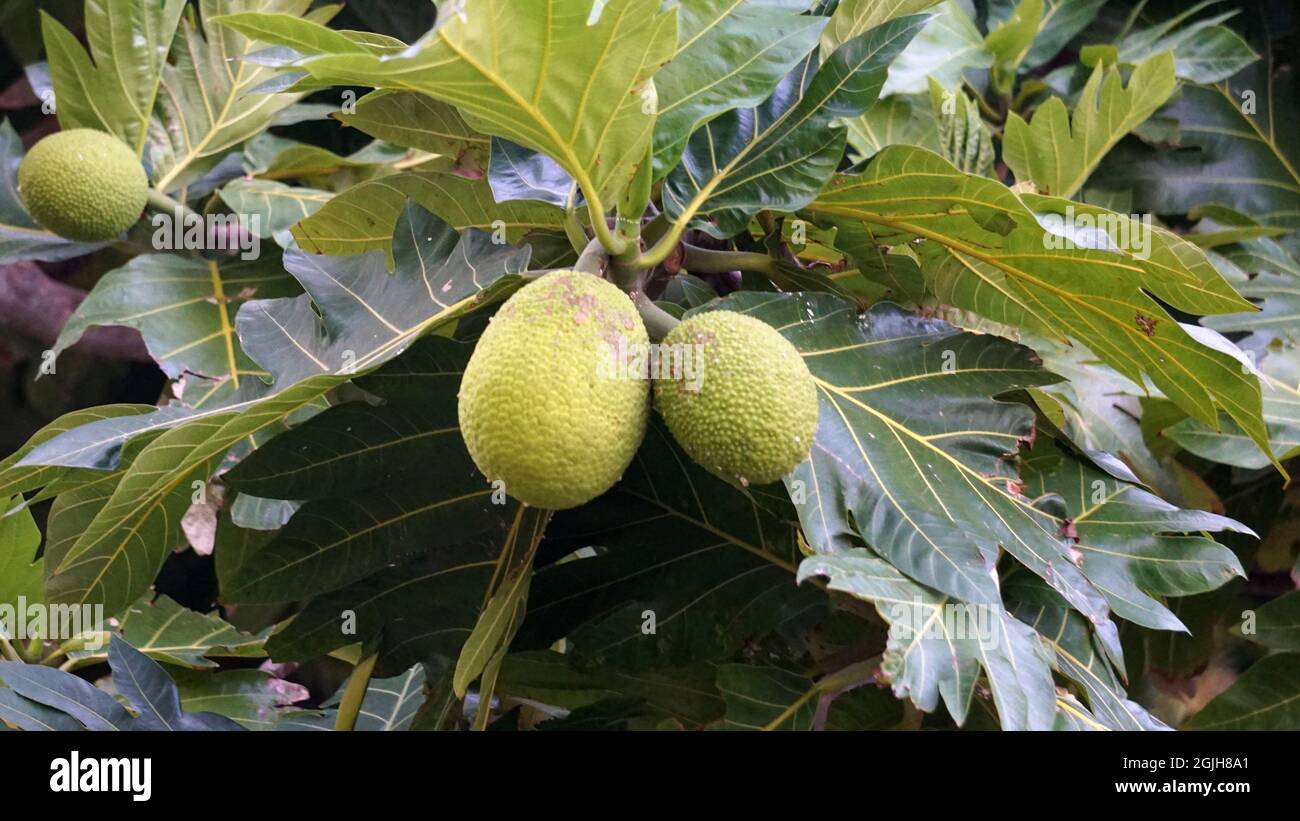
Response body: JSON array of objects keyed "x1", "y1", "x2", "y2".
[
  {"x1": 112, "y1": 238, "x2": 165, "y2": 257},
  {"x1": 334, "y1": 650, "x2": 378, "y2": 731},
  {"x1": 574, "y1": 236, "x2": 610, "y2": 276},
  {"x1": 631, "y1": 291, "x2": 681, "y2": 341},
  {"x1": 145, "y1": 187, "x2": 201, "y2": 223}
]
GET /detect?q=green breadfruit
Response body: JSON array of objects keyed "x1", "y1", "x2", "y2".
[
  {"x1": 655, "y1": 310, "x2": 818, "y2": 486},
  {"x1": 18, "y1": 129, "x2": 148, "y2": 242},
  {"x1": 458, "y1": 270, "x2": 651, "y2": 510}
]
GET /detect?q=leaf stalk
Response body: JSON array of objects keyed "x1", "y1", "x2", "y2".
[
  {"x1": 0, "y1": 635, "x2": 21, "y2": 663},
  {"x1": 334, "y1": 651, "x2": 379, "y2": 731},
  {"x1": 681, "y1": 244, "x2": 777, "y2": 275}
]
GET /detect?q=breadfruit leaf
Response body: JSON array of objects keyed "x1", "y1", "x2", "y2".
[
  {"x1": 807, "y1": 145, "x2": 1274, "y2": 465},
  {"x1": 1002, "y1": 52, "x2": 1177, "y2": 200},
  {"x1": 1007, "y1": 578, "x2": 1169, "y2": 730},
  {"x1": 291, "y1": 170, "x2": 564, "y2": 262},
  {"x1": 40, "y1": 0, "x2": 186, "y2": 155},
  {"x1": 50, "y1": 254, "x2": 299, "y2": 410},
  {"x1": 1020, "y1": 439, "x2": 1250, "y2": 632},
  {"x1": 652, "y1": 0, "x2": 828, "y2": 176},
  {"x1": 1099, "y1": 30, "x2": 1300, "y2": 229},
  {"x1": 218, "y1": 0, "x2": 678, "y2": 211},
  {"x1": 798, "y1": 548, "x2": 1060, "y2": 730},
  {"x1": 19, "y1": 205, "x2": 527, "y2": 618},
  {"x1": 662, "y1": 14, "x2": 927, "y2": 238},
  {"x1": 149, "y1": 0, "x2": 340, "y2": 193},
  {"x1": 520, "y1": 417, "x2": 823, "y2": 672},
  {"x1": 713, "y1": 291, "x2": 1124, "y2": 663}
]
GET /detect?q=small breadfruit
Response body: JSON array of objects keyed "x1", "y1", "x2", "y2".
[
  {"x1": 18, "y1": 129, "x2": 148, "y2": 242},
  {"x1": 655, "y1": 310, "x2": 818, "y2": 486},
  {"x1": 458, "y1": 270, "x2": 650, "y2": 509}
]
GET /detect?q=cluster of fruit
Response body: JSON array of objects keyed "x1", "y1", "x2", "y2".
[
  {"x1": 458, "y1": 271, "x2": 820, "y2": 509},
  {"x1": 17, "y1": 128, "x2": 821, "y2": 511}
]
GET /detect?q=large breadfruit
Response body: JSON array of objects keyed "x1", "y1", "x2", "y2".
[
  {"x1": 18, "y1": 129, "x2": 148, "y2": 242},
  {"x1": 458, "y1": 271, "x2": 650, "y2": 509},
  {"x1": 654, "y1": 310, "x2": 818, "y2": 486}
]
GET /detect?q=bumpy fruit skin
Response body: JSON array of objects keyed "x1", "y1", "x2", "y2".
[
  {"x1": 458, "y1": 271, "x2": 650, "y2": 509},
  {"x1": 655, "y1": 310, "x2": 818, "y2": 486},
  {"x1": 18, "y1": 129, "x2": 148, "y2": 242}
]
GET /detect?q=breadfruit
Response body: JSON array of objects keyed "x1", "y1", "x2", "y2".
[
  {"x1": 654, "y1": 310, "x2": 818, "y2": 486},
  {"x1": 458, "y1": 270, "x2": 650, "y2": 509},
  {"x1": 18, "y1": 129, "x2": 148, "y2": 242}
]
